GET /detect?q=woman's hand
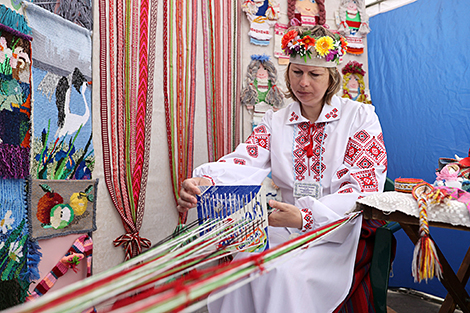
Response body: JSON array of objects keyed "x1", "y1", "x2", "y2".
[
  {"x1": 176, "y1": 177, "x2": 213, "y2": 213},
  {"x1": 268, "y1": 200, "x2": 303, "y2": 229}
]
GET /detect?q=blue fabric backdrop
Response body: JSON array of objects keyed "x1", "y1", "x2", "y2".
[{"x1": 368, "y1": 0, "x2": 470, "y2": 298}]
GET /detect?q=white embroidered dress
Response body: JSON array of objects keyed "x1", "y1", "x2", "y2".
[{"x1": 195, "y1": 95, "x2": 387, "y2": 313}]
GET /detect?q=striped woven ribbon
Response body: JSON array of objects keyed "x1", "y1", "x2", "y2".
[
  {"x1": 99, "y1": 0, "x2": 155, "y2": 260},
  {"x1": 201, "y1": 0, "x2": 241, "y2": 162},
  {"x1": 162, "y1": 0, "x2": 198, "y2": 224}
]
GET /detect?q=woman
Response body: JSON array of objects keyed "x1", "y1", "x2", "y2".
[{"x1": 178, "y1": 25, "x2": 387, "y2": 313}]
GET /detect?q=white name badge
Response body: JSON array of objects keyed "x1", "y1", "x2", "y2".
[{"x1": 293, "y1": 181, "x2": 322, "y2": 199}]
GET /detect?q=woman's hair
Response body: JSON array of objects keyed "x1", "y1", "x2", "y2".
[
  {"x1": 284, "y1": 64, "x2": 341, "y2": 105},
  {"x1": 283, "y1": 25, "x2": 342, "y2": 105},
  {"x1": 240, "y1": 57, "x2": 284, "y2": 109}
]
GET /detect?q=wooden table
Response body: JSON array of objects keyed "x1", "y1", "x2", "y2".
[{"x1": 356, "y1": 202, "x2": 470, "y2": 313}]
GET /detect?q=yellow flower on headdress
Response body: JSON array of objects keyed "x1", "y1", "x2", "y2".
[{"x1": 315, "y1": 36, "x2": 334, "y2": 57}]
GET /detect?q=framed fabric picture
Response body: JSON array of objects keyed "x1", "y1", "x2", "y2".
[{"x1": 29, "y1": 179, "x2": 97, "y2": 240}]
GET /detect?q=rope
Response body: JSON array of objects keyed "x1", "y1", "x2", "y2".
[{"x1": 411, "y1": 182, "x2": 443, "y2": 282}]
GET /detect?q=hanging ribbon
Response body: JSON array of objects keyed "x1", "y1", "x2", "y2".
[
  {"x1": 201, "y1": 0, "x2": 241, "y2": 162},
  {"x1": 162, "y1": 0, "x2": 198, "y2": 224},
  {"x1": 99, "y1": 0, "x2": 155, "y2": 260}
]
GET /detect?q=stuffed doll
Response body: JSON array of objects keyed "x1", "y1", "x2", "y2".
[
  {"x1": 242, "y1": 0, "x2": 280, "y2": 46},
  {"x1": 287, "y1": 0, "x2": 326, "y2": 27},
  {"x1": 241, "y1": 54, "x2": 284, "y2": 126},
  {"x1": 335, "y1": 0, "x2": 370, "y2": 54},
  {"x1": 341, "y1": 60, "x2": 371, "y2": 104}
]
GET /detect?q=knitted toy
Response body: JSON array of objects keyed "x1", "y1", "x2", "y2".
[
  {"x1": 27, "y1": 234, "x2": 93, "y2": 300},
  {"x1": 287, "y1": 0, "x2": 326, "y2": 27},
  {"x1": 335, "y1": 0, "x2": 370, "y2": 54},
  {"x1": 341, "y1": 60, "x2": 371, "y2": 104},
  {"x1": 241, "y1": 55, "x2": 284, "y2": 126},
  {"x1": 242, "y1": 0, "x2": 280, "y2": 46}
]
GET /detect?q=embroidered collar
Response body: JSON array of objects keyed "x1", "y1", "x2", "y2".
[{"x1": 286, "y1": 97, "x2": 342, "y2": 125}]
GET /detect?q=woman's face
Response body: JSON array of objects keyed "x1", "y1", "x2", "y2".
[
  {"x1": 289, "y1": 63, "x2": 330, "y2": 108},
  {"x1": 257, "y1": 64, "x2": 268, "y2": 80},
  {"x1": 295, "y1": 0, "x2": 319, "y2": 17}
]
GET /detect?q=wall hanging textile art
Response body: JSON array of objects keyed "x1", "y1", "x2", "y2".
[
  {"x1": 0, "y1": 179, "x2": 42, "y2": 305},
  {"x1": 99, "y1": 0, "x2": 156, "y2": 259},
  {"x1": 287, "y1": 0, "x2": 326, "y2": 27},
  {"x1": 341, "y1": 60, "x2": 372, "y2": 104},
  {"x1": 241, "y1": 54, "x2": 284, "y2": 127},
  {"x1": 0, "y1": 8, "x2": 41, "y2": 310},
  {"x1": 0, "y1": 21, "x2": 32, "y2": 179},
  {"x1": 27, "y1": 234, "x2": 93, "y2": 300},
  {"x1": 29, "y1": 179, "x2": 97, "y2": 240},
  {"x1": 335, "y1": 0, "x2": 370, "y2": 55},
  {"x1": 32, "y1": 0, "x2": 93, "y2": 31},
  {"x1": 24, "y1": 2, "x2": 94, "y2": 180},
  {"x1": 242, "y1": 0, "x2": 279, "y2": 46}
]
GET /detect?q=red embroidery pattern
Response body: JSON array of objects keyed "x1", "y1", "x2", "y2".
[
  {"x1": 246, "y1": 145, "x2": 259, "y2": 158},
  {"x1": 289, "y1": 112, "x2": 299, "y2": 122},
  {"x1": 293, "y1": 122, "x2": 326, "y2": 181},
  {"x1": 301, "y1": 208, "x2": 313, "y2": 231},
  {"x1": 338, "y1": 187, "x2": 353, "y2": 194},
  {"x1": 344, "y1": 130, "x2": 386, "y2": 168},
  {"x1": 234, "y1": 158, "x2": 246, "y2": 165},
  {"x1": 354, "y1": 130, "x2": 371, "y2": 143},
  {"x1": 203, "y1": 175, "x2": 215, "y2": 185},
  {"x1": 340, "y1": 181, "x2": 351, "y2": 188},
  {"x1": 336, "y1": 168, "x2": 349, "y2": 179},
  {"x1": 245, "y1": 125, "x2": 271, "y2": 150},
  {"x1": 351, "y1": 168, "x2": 379, "y2": 192},
  {"x1": 324, "y1": 108, "x2": 338, "y2": 119},
  {"x1": 364, "y1": 137, "x2": 386, "y2": 165}
]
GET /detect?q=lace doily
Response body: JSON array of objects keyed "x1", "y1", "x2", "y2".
[{"x1": 351, "y1": 191, "x2": 470, "y2": 228}]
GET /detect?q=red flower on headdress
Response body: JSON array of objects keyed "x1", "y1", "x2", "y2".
[
  {"x1": 281, "y1": 30, "x2": 298, "y2": 49},
  {"x1": 300, "y1": 35, "x2": 316, "y2": 49},
  {"x1": 340, "y1": 36, "x2": 348, "y2": 49}
]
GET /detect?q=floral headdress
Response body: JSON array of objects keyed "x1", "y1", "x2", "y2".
[{"x1": 281, "y1": 29, "x2": 347, "y2": 67}]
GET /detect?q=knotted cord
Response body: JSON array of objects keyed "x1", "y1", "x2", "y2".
[{"x1": 99, "y1": 0, "x2": 154, "y2": 260}]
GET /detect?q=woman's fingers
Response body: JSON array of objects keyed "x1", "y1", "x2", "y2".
[
  {"x1": 176, "y1": 177, "x2": 213, "y2": 213},
  {"x1": 268, "y1": 200, "x2": 302, "y2": 229}
]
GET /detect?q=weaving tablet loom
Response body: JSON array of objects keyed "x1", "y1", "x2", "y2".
[{"x1": 196, "y1": 185, "x2": 269, "y2": 252}]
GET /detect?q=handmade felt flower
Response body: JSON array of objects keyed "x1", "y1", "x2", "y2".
[
  {"x1": 300, "y1": 35, "x2": 315, "y2": 48},
  {"x1": 0, "y1": 210, "x2": 14, "y2": 234},
  {"x1": 281, "y1": 30, "x2": 298, "y2": 50},
  {"x1": 315, "y1": 36, "x2": 334, "y2": 56},
  {"x1": 8, "y1": 241, "x2": 23, "y2": 262},
  {"x1": 325, "y1": 50, "x2": 338, "y2": 62}
]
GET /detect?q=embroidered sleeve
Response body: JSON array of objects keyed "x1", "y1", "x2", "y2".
[
  {"x1": 300, "y1": 208, "x2": 314, "y2": 232},
  {"x1": 319, "y1": 103, "x2": 387, "y2": 217}
]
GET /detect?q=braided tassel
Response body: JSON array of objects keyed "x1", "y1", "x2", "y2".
[{"x1": 411, "y1": 195, "x2": 443, "y2": 282}]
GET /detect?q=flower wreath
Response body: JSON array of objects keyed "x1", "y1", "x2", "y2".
[{"x1": 281, "y1": 29, "x2": 347, "y2": 65}]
